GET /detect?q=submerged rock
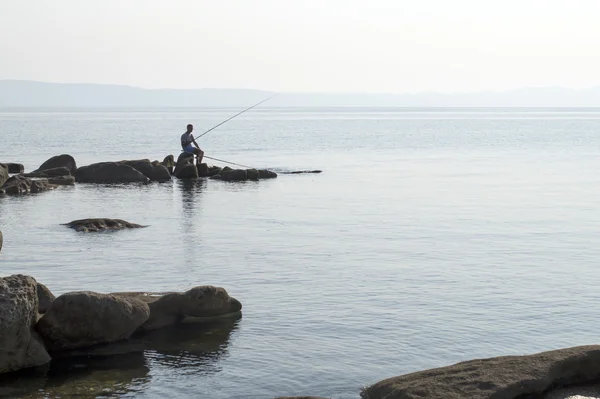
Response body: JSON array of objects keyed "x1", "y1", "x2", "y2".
[
  {"x1": 63, "y1": 218, "x2": 146, "y2": 232},
  {"x1": 361, "y1": 345, "x2": 600, "y2": 399},
  {"x1": 113, "y1": 285, "x2": 242, "y2": 332},
  {"x1": 75, "y1": 162, "x2": 150, "y2": 184},
  {"x1": 258, "y1": 169, "x2": 278, "y2": 179},
  {"x1": 32, "y1": 154, "x2": 77, "y2": 176},
  {"x1": 36, "y1": 291, "x2": 150, "y2": 351},
  {"x1": 0, "y1": 275, "x2": 51, "y2": 374}
]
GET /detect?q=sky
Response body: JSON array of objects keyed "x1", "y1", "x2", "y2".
[{"x1": 1, "y1": 0, "x2": 600, "y2": 93}]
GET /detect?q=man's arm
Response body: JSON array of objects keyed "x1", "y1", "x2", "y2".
[{"x1": 191, "y1": 135, "x2": 200, "y2": 149}]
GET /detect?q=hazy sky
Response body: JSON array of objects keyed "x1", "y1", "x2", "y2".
[{"x1": 2, "y1": 0, "x2": 600, "y2": 93}]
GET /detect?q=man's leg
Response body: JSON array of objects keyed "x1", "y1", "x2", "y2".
[{"x1": 195, "y1": 148, "x2": 204, "y2": 164}]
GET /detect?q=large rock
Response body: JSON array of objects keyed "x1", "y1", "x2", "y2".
[
  {"x1": 23, "y1": 166, "x2": 71, "y2": 178},
  {"x1": 0, "y1": 176, "x2": 57, "y2": 195},
  {"x1": 174, "y1": 153, "x2": 199, "y2": 179},
  {"x1": 162, "y1": 154, "x2": 175, "y2": 175},
  {"x1": 33, "y1": 154, "x2": 77, "y2": 175},
  {"x1": 5, "y1": 163, "x2": 24, "y2": 174},
  {"x1": 0, "y1": 275, "x2": 51, "y2": 374},
  {"x1": 361, "y1": 345, "x2": 600, "y2": 399},
  {"x1": 63, "y1": 218, "x2": 146, "y2": 232},
  {"x1": 119, "y1": 159, "x2": 171, "y2": 183},
  {"x1": 36, "y1": 291, "x2": 150, "y2": 351},
  {"x1": 75, "y1": 162, "x2": 150, "y2": 184},
  {"x1": 114, "y1": 285, "x2": 242, "y2": 332},
  {"x1": 0, "y1": 164, "x2": 7, "y2": 187},
  {"x1": 36, "y1": 283, "x2": 55, "y2": 314}
]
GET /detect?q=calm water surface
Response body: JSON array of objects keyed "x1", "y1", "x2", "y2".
[{"x1": 1, "y1": 107, "x2": 600, "y2": 398}]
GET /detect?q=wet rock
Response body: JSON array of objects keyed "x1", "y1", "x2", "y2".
[
  {"x1": 197, "y1": 163, "x2": 209, "y2": 177},
  {"x1": 119, "y1": 159, "x2": 171, "y2": 183},
  {"x1": 208, "y1": 165, "x2": 222, "y2": 176},
  {"x1": 361, "y1": 345, "x2": 600, "y2": 399},
  {"x1": 1, "y1": 176, "x2": 57, "y2": 195},
  {"x1": 174, "y1": 153, "x2": 199, "y2": 179},
  {"x1": 3, "y1": 163, "x2": 24, "y2": 174},
  {"x1": 48, "y1": 175, "x2": 75, "y2": 186},
  {"x1": 0, "y1": 164, "x2": 8, "y2": 187},
  {"x1": 33, "y1": 154, "x2": 77, "y2": 175},
  {"x1": 23, "y1": 166, "x2": 71, "y2": 178},
  {"x1": 75, "y1": 162, "x2": 150, "y2": 184},
  {"x1": 0, "y1": 275, "x2": 51, "y2": 374},
  {"x1": 114, "y1": 285, "x2": 242, "y2": 332},
  {"x1": 36, "y1": 291, "x2": 150, "y2": 351},
  {"x1": 258, "y1": 169, "x2": 278, "y2": 179},
  {"x1": 222, "y1": 169, "x2": 248, "y2": 181},
  {"x1": 246, "y1": 168, "x2": 259, "y2": 180},
  {"x1": 162, "y1": 154, "x2": 175, "y2": 175},
  {"x1": 36, "y1": 283, "x2": 55, "y2": 314},
  {"x1": 63, "y1": 218, "x2": 146, "y2": 232}
]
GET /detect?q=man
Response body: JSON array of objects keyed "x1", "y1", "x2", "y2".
[{"x1": 180, "y1": 124, "x2": 204, "y2": 165}]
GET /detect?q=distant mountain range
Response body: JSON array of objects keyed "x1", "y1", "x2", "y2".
[{"x1": 2, "y1": 80, "x2": 600, "y2": 107}]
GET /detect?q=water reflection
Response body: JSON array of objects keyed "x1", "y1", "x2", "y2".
[
  {"x1": 177, "y1": 179, "x2": 206, "y2": 264},
  {"x1": 0, "y1": 317, "x2": 240, "y2": 398}
]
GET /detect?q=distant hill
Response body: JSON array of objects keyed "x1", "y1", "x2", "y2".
[{"x1": 2, "y1": 80, "x2": 600, "y2": 107}]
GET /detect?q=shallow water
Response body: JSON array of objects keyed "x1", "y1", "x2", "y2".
[{"x1": 2, "y1": 107, "x2": 600, "y2": 398}]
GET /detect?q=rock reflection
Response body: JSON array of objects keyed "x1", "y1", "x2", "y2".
[{"x1": 0, "y1": 316, "x2": 240, "y2": 398}]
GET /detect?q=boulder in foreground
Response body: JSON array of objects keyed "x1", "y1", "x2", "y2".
[
  {"x1": 0, "y1": 275, "x2": 51, "y2": 373},
  {"x1": 36, "y1": 291, "x2": 150, "y2": 351},
  {"x1": 361, "y1": 345, "x2": 600, "y2": 399},
  {"x1": 63, "y1": 218, "x2": 146, "y2": 232}
]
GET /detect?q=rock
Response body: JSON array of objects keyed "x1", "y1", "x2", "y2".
[
  {"x1": 208, "y1": 165, "x2": 222, "y2": 176},
  {"x1": 118, "y1": 160, "x2": 171, "y2": 183},
  {"x1": 258, "y1": 169, "x2": 278, "y2": 179},
  {"x1": 0, "y1": 231, "x2": 2, "y2": 253},
  {"x1": 113, "y1": 285, "x2": 242, "y2": 332},
  {"x1": 197, "y1": 163, "x2": 209, "y2": 177},
  {"x1": 0, "y1": 275, "x2": 51, "y2": 373},
  {"x1": 4, "y1": 163, "x2": 24, "y2": 174},
  {"x1": 36, "y1": 291, "x2": 150, "y2": 351},
  {"x1": 0, "y1": 164, "x2": 7, "y2": 187},
  {"x1": 162, "y1": 154, "x2": 175, "y2": 175},
  {"x1": 174, "y1": 153, "x2": 199, "y2": 179},
  {"x1": 63, "y1": 218, "x2": 146, "y2": 232},
  {"x1": 23, "y1": 166, "x2": 71, "y2": 178},
  {"x1": 33, "y1": 154, "x2": 77, "y2": 175},
  {"x1": 1, "y1": 176, "x2": 57, "y2": 195},
  {"x1": 361, "y1": 345, "x2": 600, "y2": 399},
  {"x1": 36, "y1": 283, "x2": 55, "y2": 314},
  {"x1": 246, "y1": 168, "x2": 259, "y2": 180},
  {"x1": 218, "y1": 168, "x2": 248, "y2": 181},
  {"x1": 48, "y1": 175, "x2": 75, "y2": 185},
  {"x1": 75, "y1": 162, "x2": 150, "y2": 184}
]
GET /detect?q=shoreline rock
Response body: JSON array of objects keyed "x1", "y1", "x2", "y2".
[{"x1": 63, "y1": 218, "x2": 147, "y2": 232}]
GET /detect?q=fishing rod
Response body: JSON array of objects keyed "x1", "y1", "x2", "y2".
[
  {"x1": 195, "y1": 93, "x2": 278, "y2": 140},
  {"x1": 203, "y1": 155, "x2": 254, "y2": 169},
  {"x1": 203, "y1": 155, "x2": 322, "y2": 174}
]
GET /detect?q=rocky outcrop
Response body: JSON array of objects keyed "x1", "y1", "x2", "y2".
[
  {"x1": 162, "y1": 154, "x2": 175, "y2": 175},
  {"x1": 36, "y1": 291, "x2": 150, "y2": 351},
  {"x1": 23, "y1": 166, "x2": 71, "y2": 178},
  {"x1": 63, "y1": 218, "x2": 146, "y2": 232},
  {"x1": 361, "y1": 345, "x2": 600, "y2": 399},
  {"x1": 0, "y1": 176, "x2": 57, "y2": 195},
  {"x1": 0, "y1": 275, "x2": 51, "y2": 373},
  {"x1": 118, "y1": 159, "x2": 171, "y2": 183},
  {"x1": 210, "y1": 167, "x2": 278, "y2": 181},
  {"x1": 173, "y1": 152, "x2": 199, "y2": 179},
  {"x1": 75, "y1": 162, "x2": 150, "y2": 184},
  {"x1": 32, "y1": 154, "x2": 77, "y2": 176},
  {"x1": 113, "y1": 285, "x2": 242, "y2": 332},
  {"x1": 36, "y1": 283, "x2": 55, "y2": 314}
]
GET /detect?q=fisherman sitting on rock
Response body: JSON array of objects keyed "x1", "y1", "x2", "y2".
[{"x1": 180, "y1": 124, "x2": 204, "y2": 165}]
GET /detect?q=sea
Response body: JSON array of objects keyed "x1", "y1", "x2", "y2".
[{"x1": 1, "y1": 107, "x2": 600, "y2": 399}]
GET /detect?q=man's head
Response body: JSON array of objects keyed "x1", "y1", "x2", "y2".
[{"x1": 186, "y1": 124, "x2": 193, "y2": 133}]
